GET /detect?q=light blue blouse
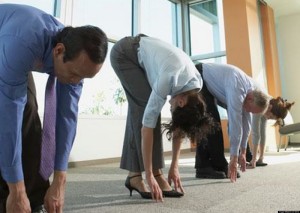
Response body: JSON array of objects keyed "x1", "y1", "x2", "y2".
[{"x1": 137, "y1": 37, "x2": 203, "y2": 128}]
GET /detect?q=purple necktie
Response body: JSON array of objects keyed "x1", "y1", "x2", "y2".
[{"x1": 40, "y1": 75, "x2": 57, "y2": 180}]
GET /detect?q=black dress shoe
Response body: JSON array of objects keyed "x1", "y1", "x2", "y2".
[
  {"x1": 224, "y1": 169, "x2": 241, "y2": 178},
  {"x1": 162, "y1": 189, "x2": 184, "y2": 198},
  {"x1": 196, "y1": 167, "x2": 226, "y2": 179},
  {"x1": 256, "y1": 161, "x2": 268, "y2": 167},
  {"x1": 32, "y1": 205, "x2": 47, "y2": 213},
  {"x1": 153, "y1": 174, "x2": 184, "y2": 198}
]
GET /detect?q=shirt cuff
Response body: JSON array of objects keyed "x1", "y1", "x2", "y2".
[
  {"x1": 230, "y1": 146, "x2": 239, "y2": 157},
  {"x1": 54, "y1": 152, "x2": 69, "y2": 171},
  {"x1": 2, "y1": 164, "x2": 24, "y2": 183}
]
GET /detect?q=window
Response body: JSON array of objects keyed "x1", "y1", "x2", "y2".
[
  {"x1": 71, "y1": 0, "x2": 132, "y2": 40},
  {"x1": 70, "y1": 0, "x2": 132, "y2": 116},
  {"x1": 82, "y1": 0, "x2": 180, "y2": 118},
  {"x1": 0, "y1": 0, "x2": 54, "y2": 14},
  {"x1": 139, "y1": 0, "x2": 177, "y2": 45},
  {"x1": 189, "y1": 0, "x2": 226, "y2": 60},
  {"x1": 79, "y1": 43, "x2": 128, "y2": 116},
  {"x1": 189, "y1": 0, "x2": 228, "y2": 118}
]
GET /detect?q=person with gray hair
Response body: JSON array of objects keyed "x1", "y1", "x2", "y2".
[{"x1": 194, "y1": 63, "x2": 269, "y2": 182}]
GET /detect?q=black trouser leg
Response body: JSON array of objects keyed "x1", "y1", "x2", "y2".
[
  {"x1": 0, "y1": 175, "x2": 8, "y2": 213},
  {"x1": 0, "y1": 73, "x2": 49, "y2": 212},
  {"x1": 195, "y1": 64, "x2": 228, "y2": 172},
  {"x1": 246, "y1": 142, "x2": 252, "y2": 162},
  {"x1": 22, "y1": 73, "x2": 50, "y2": 209}
]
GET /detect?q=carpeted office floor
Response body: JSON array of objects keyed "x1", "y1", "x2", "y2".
[{"x1": 63, "y1": 147, "x2": 300, "y2": 213}]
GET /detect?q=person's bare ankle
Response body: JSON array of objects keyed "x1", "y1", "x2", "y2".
[
  {"x1": 257, "y1": 158, "x2": 264, "y2": 163},
  {"x1": 154, "y1": 174, "x2": 172, "y2": 191},
  {"x1": 128, "y1": 172, "x2": 149, "y2": 192}
]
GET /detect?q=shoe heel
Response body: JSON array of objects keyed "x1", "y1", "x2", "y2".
[
  {"x1": 125, "y1": 176, "x2": 134, "y2": 196},
  {"x1": 124, "y1": 175, "x2": 152, "y2": 199}
]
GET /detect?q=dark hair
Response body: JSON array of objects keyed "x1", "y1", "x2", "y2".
[
  {"x1": 162, "y1": 91, "x2": 218, "y2": 142},
  {"x1": 270, "y1": 97, "x2": 295, "y2": 126},
  {"x1": 54, "y1": 25, "x2": 108, "y2": 64}
]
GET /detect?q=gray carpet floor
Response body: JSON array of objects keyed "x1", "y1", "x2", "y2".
[{"x1": 63, "y1": 147, "x2": 300, "y2": 213}]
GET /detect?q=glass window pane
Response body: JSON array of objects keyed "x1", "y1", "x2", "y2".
[
  {"x1": 189, "y1": 0, "x2": 225, "y2": 55},
  {"x1": 0, "y1": 0, "x2": 54, "y2": 14},
  {"x1": 79, "y1": 42, "x2": 128, "y2": 117},
  {"x1": 193, "y1": 56, "x2": 227, "y2": 64},
  {"x1": 140, "y1": 0, "x2": 176, "y2": 45},
  {"x1": 72, "y1": 0, "x2": 132, "y2": 39},
  {"x1": 139, "y1": 0, "x2": 177, "y2": 118}
]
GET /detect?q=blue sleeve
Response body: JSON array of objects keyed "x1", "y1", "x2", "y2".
[
  {"x1": 54, "y1": 81, "x2": 83, "y2": 171},
  {"x1": 0, "y1": 37, "x2": 35, "y2": 183},
  {"x1": 240, "y1": 111, "x2": 252, "y2": 149},
  {"x1": 226, "y1": 88, "x2": 245, "y2": 157}
]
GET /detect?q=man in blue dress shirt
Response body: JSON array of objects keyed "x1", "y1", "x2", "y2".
[
  {"x1": 0, "y1": 4, "x2": 108, "y2": 213},
  {"x1": 195, "y1": 63, "x2": 269, "y2": 182}
]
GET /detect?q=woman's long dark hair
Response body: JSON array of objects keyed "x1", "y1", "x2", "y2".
[
  {"x1": 162, "y1": 91, "x2": 218, "y2": 142},
  {"x1": 270, "y1": 97, "x2": 295, "y2": 126}
]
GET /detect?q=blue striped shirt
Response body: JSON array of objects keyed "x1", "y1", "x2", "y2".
[{"x1": 202, "y1": 63, "x2": 254, "y2": 156}]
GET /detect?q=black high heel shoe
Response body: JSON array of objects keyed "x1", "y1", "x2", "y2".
[
  {"x1": 125, "y1": 175, "x2": 152, "y2": 199},
  {"x1": 154, "y1": 174, "x2": 184, "y2": 198},
  {"x1": 162, "y1": 189, "x2": 184, "y2": 197}
]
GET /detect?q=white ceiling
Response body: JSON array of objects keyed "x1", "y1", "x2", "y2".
[{"x1": 264, "y1": 0, "x2": 300, "y2": 18}]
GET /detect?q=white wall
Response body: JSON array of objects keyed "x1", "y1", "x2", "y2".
[
  {"x1": 265, "y1": 120, "x2": 278, "y2": 151},
  {"x1": 68, "y1": 116, "x2": 191, "y2": 163},
  {"x1": 276, "y1": 13, "x2": 300, "y2": 142},
  {"x1": 69, "y1": 116, "x2": 126, "y2": 162}
]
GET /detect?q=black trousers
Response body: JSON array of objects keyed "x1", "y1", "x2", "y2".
[
  {"x1": 195, "y1": 63, "x2": 228, "y2": 172},
  {"x1": 0, "y1": 73, "x2": 50, "y2": 212}
]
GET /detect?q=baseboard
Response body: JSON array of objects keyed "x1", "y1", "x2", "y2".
[
  {"x1": 68, "y1": 157, "x2": 121, "y2": 168},
  {"x1": 68, "y1": 148, "x2": 194, "y2": 168},
  {"x1": 289, "y1": 142, "x2": 300, "y2": 147}
]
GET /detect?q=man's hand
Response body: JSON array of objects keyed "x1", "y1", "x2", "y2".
[
  {"x1": 44, "y1": 171, "x2": 66, "y2": 213},
  {"x1": 7, "y1": 181, "x2": 31, "y2": 213},
  {"x1": 250, "y1": 159, "x2": 256, "y2": 168},
  {"x1": 238, "y1": 153, "x2": 247, "y2": 172},
  {"x1": 228, "y1": 156, "x2": 238, "y2": 182}
]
